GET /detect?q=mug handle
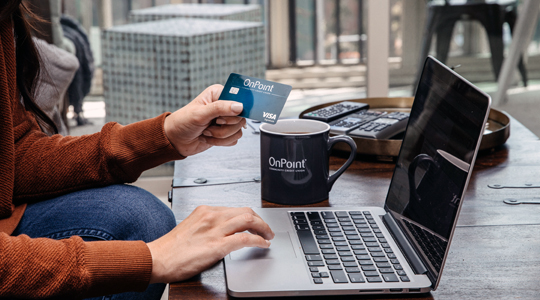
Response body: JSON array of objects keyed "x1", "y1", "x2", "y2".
[
  {"x1": 327, "y1": 135, "x2": 357, "y2": 191},
  {"x1": 407, "y1": 154, "x2": 437, "y2": 203}
]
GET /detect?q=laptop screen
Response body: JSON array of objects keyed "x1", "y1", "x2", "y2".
[{"x1": 384, "y1": 57, "x2": 490, "y2": 281}]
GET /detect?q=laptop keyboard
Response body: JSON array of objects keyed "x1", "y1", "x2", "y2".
[
  {"x1": 403, "y1": 219, "x2": 447, "y2": 271},
  {"x1": 291, "y1": 211, "x2": 410, "y2": 284}
]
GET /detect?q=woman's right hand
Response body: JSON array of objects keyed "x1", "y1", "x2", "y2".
[
  {"x1": 146, "y1": 205, "x2": 275, "y2": 283},
  {"x1": 163, "y1": 84, "x2": 247, "y2": 157}
]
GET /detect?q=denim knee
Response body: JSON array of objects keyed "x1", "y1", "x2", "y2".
[
  {"x1": 14, "y1": 184, "x2": 176, "y2": 243},
  {"x1": 101, "y1": 184, "x2": 176, "y2": 242},
  {"x1": 12, "y1": 184, "x2": 173, "y2": 300}
]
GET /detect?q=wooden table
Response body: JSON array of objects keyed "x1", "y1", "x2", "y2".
[{"x1": 169, "y1": 116, "x2": 540, "y2": 300}]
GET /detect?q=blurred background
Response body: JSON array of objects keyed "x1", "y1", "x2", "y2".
[
  {"x1": 27, "y1": 1, "x2": 540, "y2": 298},
  {"x1": 58, "y1": 0, "x2": 540, "y2": 79},
  {"x1": 32, "y1": 0, "x2": 540, "y2": 131},
  {"x1": 27, "y1": 0, "x2": 540, "y2": 187}
]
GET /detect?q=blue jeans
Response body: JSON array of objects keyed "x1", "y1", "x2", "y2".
[{"x1": 12, "y1": 184, "x2": 177, "y2": 300}]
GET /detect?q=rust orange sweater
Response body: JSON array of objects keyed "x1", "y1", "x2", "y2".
[{"x1": 0, "y1": 19, "x2": 183, "y2": 298}]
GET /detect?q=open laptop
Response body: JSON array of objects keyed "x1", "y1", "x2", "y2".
[{"x1": 224, "y1": 56, "x2": 491, "y2": 297}]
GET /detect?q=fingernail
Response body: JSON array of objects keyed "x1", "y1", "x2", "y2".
[
  {"x1": 231, "y1": 102, "x2": 243, "y2": 114},
  {"x1": 202, "y1": 130, "x2": 212, "y2": 137},
  {"x1": 243, "y1": 124, "x2": 247, "y2": 129},
  {"x1": 198, "y1": 136, "x2": 207, "y2": 143},
  {"x1": 216, "y1": 118, "x2": 226, "y2": 125},
  {"x1": 266, "y1": 240, "x2": 271, "y2": 247}
]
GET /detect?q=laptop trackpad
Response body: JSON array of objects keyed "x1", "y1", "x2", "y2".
[{"x1": 230, "y1": 231, "x2": 296, "y2": 260}]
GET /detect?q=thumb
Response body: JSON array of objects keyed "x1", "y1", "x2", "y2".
[{"x1": 201, "y1": 100, "x2": 244, "y2": 120}]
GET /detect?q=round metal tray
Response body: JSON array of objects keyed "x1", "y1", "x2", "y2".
[{"x1": 299, "y1": 97, "x2": 510, "y2": 157}]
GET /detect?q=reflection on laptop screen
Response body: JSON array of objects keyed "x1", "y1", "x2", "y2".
[{"x1": 384, "y1": 57, "x2": 489, "y2": 277}]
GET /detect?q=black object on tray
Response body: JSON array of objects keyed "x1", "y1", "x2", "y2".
[{"x1": 299, "y1": 98, "x2": 510, "y2": 158}]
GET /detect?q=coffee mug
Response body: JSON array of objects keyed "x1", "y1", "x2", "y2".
[
  {"x1": 259, "y1": 119, "x2": 357, "y2": 205},
  {"x1": 404, "y1": 149, "x2": 470, "y2": 237}
]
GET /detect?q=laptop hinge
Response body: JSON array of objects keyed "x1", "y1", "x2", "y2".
[{"x1": 383, "y1": 213, "x2": 428, "y2": 275}]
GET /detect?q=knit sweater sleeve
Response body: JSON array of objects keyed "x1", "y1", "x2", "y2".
[
  {"x1": 12, "y1": 108, "x2": 184, "y2": 202},
  {"x1": 3, "y1": 110, "x2": 181, "y2": 297},
  {"x1": 0, "y1": 233, "x2": 152, "y2": 299}
]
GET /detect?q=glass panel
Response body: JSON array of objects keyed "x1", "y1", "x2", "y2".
[
  {"x1": 323, "y1": 0, "x2": 338, "y2": 61},
  {"x1": 225, "y1": 0, "x2": 245, "y2": 4},
  {"x1": 338, "y1": 0, "x2": 360, "y2": 62},
  {"x1": 389, "y1": 0, "x2": 402, "y2": 58},
  {"x1": 62, "y1": 0, "x2": 81, "y2": 23},
  {"x1": 112, "y1": 0, "x2": 130, "y2": 25},
  {"x1": 527, "y1": 17, "x2": 540, "y2": 56},
  {"x1": 296, "y1": 0, "x2": 315, "y2": 61},
  {"x1": 92, "y1": 0, "x2": 100, "y2": 26},
  {"x1": 131, "y1": 0, "x2": 154, "y2": 10}
]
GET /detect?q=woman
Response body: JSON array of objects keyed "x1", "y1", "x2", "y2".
[{"x1": 0, "y1": 1, "x2": 274, "y2": 299}]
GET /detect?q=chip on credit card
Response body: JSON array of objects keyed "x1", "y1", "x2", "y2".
[{"x1": 218, "y1": 73, "x2": 292, "y2": 124}]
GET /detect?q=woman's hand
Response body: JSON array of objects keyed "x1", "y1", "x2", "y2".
[
  {"x1": 146, "y1": 206, "x2": 275, "y2": 284},
  {"x1": 163, "y1": 84, "x2": 247, "y2": 157}
]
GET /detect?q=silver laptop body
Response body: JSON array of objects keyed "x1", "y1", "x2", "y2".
[{"x1": 224, "y1": 56, "x2": 492, "y2": 297}]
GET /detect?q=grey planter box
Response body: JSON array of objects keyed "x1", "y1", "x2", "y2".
[
  {"x1": 102, "y1": 18, "x2": 265, "y2": 125},
  {"x1": 129, "y1": 3, "x2": 261, "y2": 23}
]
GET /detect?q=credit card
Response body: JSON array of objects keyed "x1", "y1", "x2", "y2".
[{"x1": 218, "y1": 73, "x2": 292, "y2": 124}]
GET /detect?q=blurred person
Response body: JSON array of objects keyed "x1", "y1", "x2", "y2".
[
  {"x1": 60, "y1": 14, "x2": 94, "y2": 126},
  {"x1": 0, "y1": 1, "x2": 274, "y2": 299}
]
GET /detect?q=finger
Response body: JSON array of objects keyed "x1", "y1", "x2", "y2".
[
  {"x1": 220, "y1": 213, "x2": 274, "y2": 240},
  {"x1": 206, "y1": 140, "x2": 238, "y2": 147},
  {"x1": 215, "y1": 116, "x2": 244, "y2": 125},
  {"x1": 208, "y1": 84, "x2": 224, "y2": 96},
  {"x1": 202, "y1": 119, "x2": 246, "y2": 139},
  {"x1": 198, "y1": 100, "x2": 244, "y2": 122},
  {"x1": 205, "y1": 206, "x2": 265, "y2": 226},
  {"x1": 221, "y1": 232, "x2": 271, "y2": 255},
  {"x1": 190, "y1": 205, "x2": 248, "y2": 223},
  {"x1": 197, "y1": 84, "x2": 224, "y2": 105},
  {"x1": 223, "y1": 140, "x2": 238, "y2": 147},
  {"x1": 200, "y1": 129, "x2": 243, "y2": 146},
  {"x1": 234, "y1": 206, "x2": 264, "y2": 222},
  {"x1": 187, "y1": 205, "x2": 247, "y2": 227}
]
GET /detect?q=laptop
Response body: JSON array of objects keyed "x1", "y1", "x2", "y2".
[{"x1": 224, "y1": 56, "x2": 492, "y2": 297}]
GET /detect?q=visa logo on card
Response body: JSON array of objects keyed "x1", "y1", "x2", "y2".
[{"x1": 218, "y1": 73, "x2": 292, "y2": 124}]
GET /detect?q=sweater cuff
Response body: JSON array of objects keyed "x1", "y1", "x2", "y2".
[
  {"x1": 110, "y1": 112, "x2": 185, "y2": 180},
  {"x1": 83, "y1": 240, "x2": 153, "y2": 297}
]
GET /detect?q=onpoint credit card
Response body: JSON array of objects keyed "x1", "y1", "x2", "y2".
[{"x1": 218, "y1": 73, "x2": 292, "y2": 124}]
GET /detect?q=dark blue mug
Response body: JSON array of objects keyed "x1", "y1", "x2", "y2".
[
  {"x1": 405, "y1": 149, "x2": 470, "y2": 237},
  {"x1": 260, "y1": 119, "x2": 357, "y2": 205}
]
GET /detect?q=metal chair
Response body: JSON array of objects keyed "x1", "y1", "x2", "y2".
[{"x1": 416, "y1": 0, "x2": 528, "y2": 89}]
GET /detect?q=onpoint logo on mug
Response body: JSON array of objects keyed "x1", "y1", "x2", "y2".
[{"x1": 268, "y1": 157, "x2": 307, "y2": 171}]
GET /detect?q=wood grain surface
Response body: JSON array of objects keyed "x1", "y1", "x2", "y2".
[{"x1": 169, "y1": 116, "x2": 540, "y2": 300}]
